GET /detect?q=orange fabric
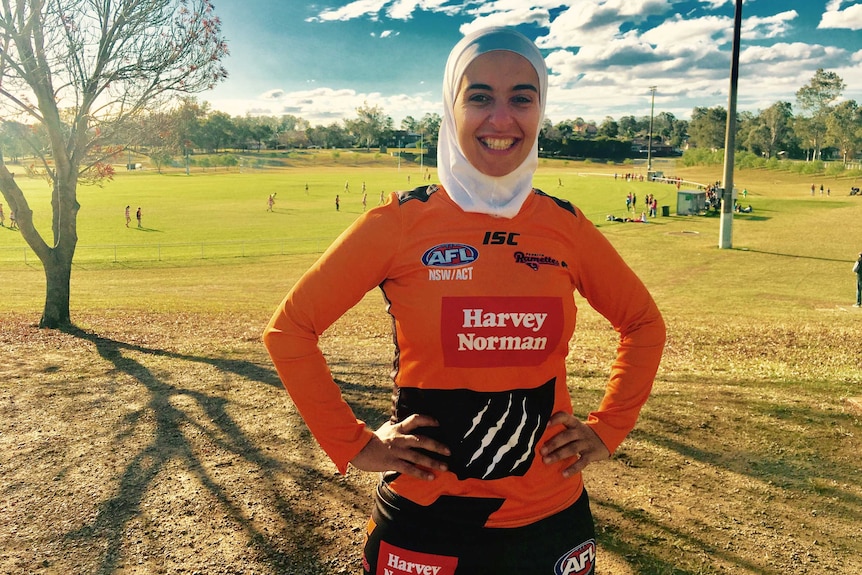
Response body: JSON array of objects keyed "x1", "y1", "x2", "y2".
[{"x1": 263, "y1": 185, "x2": 665, "y2": 527}]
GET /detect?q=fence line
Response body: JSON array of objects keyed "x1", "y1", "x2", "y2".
[{"x1": 0, "y1": 237, "x2": 333, "y2": 264}]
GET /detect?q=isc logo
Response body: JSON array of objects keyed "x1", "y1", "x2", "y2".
[
  {"x1": 483, "y1": 231, "x2": 520, "y2": 245},
  {"x1": 422, "y1": 243, "x2": 479, "y2": 267},
  {"x1": 554, "y1": 539, "x2": 596, "y2": 575}
]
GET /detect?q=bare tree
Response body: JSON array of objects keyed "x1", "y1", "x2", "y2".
[{"x1": 0, "y1": 0, "x2": 228, "y2": 328}]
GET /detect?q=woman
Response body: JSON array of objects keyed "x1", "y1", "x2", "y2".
[{"x1": 264, "y1": 27, "x2": 665, "y2": 575}]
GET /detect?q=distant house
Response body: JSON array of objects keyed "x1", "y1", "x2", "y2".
[
  {"x1": 572, "y1": 123, "x2": 598, "y2": 137},
  {"x1": 632, "y1": 137, "x2": 678, "y2": 157}
]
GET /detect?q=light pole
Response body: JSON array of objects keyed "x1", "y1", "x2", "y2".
[
  {"x1": 719, "y1": 0, "x2": 743, "y2": 249},
  {"x1": 647, "y1": 86, "x2": 657, "y2": 175}
]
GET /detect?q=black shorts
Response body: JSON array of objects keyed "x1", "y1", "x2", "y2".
[{"x1": 362, "y1": 486, "x2": 596, "y2": 575}]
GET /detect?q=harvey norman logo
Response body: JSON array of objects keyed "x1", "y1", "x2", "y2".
[
  {"x1": 379, "y1": 541, "x2": 458, "y2": 575},
  {"x1": 441, "y1": 296, "x2": 563, "y2": 367}
]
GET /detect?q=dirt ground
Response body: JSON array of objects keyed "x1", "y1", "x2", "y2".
[{"x1": 1, "y1": 309, "x2": 860, "y2": 575}]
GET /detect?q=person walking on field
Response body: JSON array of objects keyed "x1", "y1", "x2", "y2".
[
  {"x1": 853, "y1": 252, "x2": 862, "y2": 307},
  {"x1": 263, "y1": 27, "x2": 665, "y2": 575},
  {"x1": 0, "y1": 203, "x2": 5, "y2": 227},
  {"x1": 335, "y1": 194, "x2": 340, "y2": 212},
  {"x1": 125, "y1": 205, "x2": 131, "y2": 227},
  {"x1": 136, "y1": 207, "x2": 142, "y2": 228}
]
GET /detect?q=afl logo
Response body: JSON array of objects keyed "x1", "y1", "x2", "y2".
[
  {"x1": 422, "y1": 243, "x2": 479, "y2": 267},
  {"x1": 554, "y1": 539, "x2": 596, "y2": 575}
]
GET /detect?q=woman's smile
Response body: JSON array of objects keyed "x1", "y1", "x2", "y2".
[{"x1": 454, "y1": 50, "x2": 541, "y2": 178}]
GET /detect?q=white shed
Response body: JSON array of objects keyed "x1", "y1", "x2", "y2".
[{"x1": 676, "y1": 190, "x2": 706, "y2": 215}]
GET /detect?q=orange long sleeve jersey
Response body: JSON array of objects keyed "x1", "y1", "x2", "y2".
[{"x1": 263, "y1": 185, "x2": 665, "y2": 528}]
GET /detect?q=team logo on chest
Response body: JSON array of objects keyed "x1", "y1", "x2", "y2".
[{"x1": 423, "y1": 243, "x2": 477, "y2": 281}]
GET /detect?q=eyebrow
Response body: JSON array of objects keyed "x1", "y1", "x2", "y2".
[{"x1": 466, "y1": 83, "x2": 538, "y2": 93}]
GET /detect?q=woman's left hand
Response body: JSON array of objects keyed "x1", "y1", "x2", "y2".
[{"x1": 540, "y1": 412, "x2": 610, "y2": 478}]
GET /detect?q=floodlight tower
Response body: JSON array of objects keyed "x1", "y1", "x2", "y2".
[
  {"x1": 719, "y1": 0, "x2": 743, "y2": 249},
  {"x1": 647, "y1": 86, "x2": 657, "y2": 174}
]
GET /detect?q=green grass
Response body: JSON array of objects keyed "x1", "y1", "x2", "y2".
[
  {"x1": 2, "y1": 155, "x2": 861, "y2": 319},
  {"x1": 2, "y1": 154, "x2": 861, "y2": 574}
]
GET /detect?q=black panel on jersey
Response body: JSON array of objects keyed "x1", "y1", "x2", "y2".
[
  {"x1": 534, "y1": 188, "x2": 577, "y2": 216},
  {"x1": 397, "y1": 185, "x2": 438, "y2": 204},
  {"x1": 393, "y1": 378, "x2": 556, "y2": 481}
]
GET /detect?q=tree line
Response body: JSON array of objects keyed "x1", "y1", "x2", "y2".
[{"x1": 3, "y1": 70, "x2": 856, "y2": 170}]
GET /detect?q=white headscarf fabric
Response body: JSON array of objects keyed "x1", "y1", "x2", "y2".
[{"x1": 437, "y1": 27, "x2": 548, "y2": 219}]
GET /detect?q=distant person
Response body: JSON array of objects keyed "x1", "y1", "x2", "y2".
[
  {"x1": 125, "y1": 205, "x2": 131, "y2": 227},
  {"x1": 335, "y1": 194, "x2": 340, "y2": 212},
  {"x1": 9, "y1": 210, "x2": 17, "y2": 230},
  {"x1": 0, "y1": 203, "x2": 5, "y2": 227},
  {"x1": 267, "y1": 193, "x2": 275, "y2": 212},
  {"x1": 854, "y1": 252, "x2": 862, "y2": 307},
  {"x1": 136, "y1": 207, "x2": 142, "y2": 228},
  {"x1": 379, "y1": 190, "x2": 385, "y2": 205},
  {"x1": 362, "y1": 193, "x2": 367, "y2": 211},
  {"x1": 811, "y1": 183, "x2": 815, "y2": 196}
]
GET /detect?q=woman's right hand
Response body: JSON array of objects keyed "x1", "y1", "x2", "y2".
[{"x1": 350, "y1": 414, "x2": 451, "y2": 481}]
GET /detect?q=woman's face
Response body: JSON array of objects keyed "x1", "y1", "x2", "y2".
[{"x1": 453, "y1": 50, "x2": 541, "y2": 178}]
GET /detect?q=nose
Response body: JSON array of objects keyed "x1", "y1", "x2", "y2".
[{"x1": 486, "y1": 101, "x2": 514, "y2": 129}]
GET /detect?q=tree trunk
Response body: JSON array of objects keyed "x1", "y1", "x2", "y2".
[{"x1": 40, "y1": 250, "x2": 73, "y2": 328}]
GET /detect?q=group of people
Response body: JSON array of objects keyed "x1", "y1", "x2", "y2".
[
  {"x1": 263, "y1": 27, "x2": 665, "y2": 575},
  {"x1": 615, "y1": 172, "x2": 645, "y2": 182},
  {"x1": 622, "y1": 192, "x2": 658, "y2": 219},
  {"x1": 0, "y1": 203, "x2": 15, "y2": 229},
  {"x1": 124, "y1": 205, "x2": 142, "y2": 228},
  {"x1": 810, "y1": 183, "x2": 831, "y2": 196}
]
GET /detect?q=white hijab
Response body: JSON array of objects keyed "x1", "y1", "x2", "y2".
[{"x1": 437, "y1": 27, "x2": 548, "y2": 219}]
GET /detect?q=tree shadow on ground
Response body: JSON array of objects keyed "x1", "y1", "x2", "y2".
[{"x1": 58, "y1": 325, "x2": 369, "y2": 575}]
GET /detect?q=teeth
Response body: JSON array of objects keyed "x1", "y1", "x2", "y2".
[{"x1": 482, "y1": 137, "x2": 515, "y2": 150}]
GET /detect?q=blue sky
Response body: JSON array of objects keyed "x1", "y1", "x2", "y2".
[{"x1": 205, "y1": 1, "x2": 862, "y2": 127}]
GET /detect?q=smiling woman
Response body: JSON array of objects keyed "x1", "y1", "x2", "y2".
[
  {"x1": 262, "y1": 26, "x2": 665, "y2": 575},
  {"x1": 452, "y1": 50, "x2": 541, "y2": 177}
]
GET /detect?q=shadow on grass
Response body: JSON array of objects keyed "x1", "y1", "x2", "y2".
[
  {"x1": 58, "y1": 325, "x2": 369, "y2": 575},
  {"x1": 734, "y1": 247, "x2": 852, "y2": 263},
  {"x1": 602, "y1": 377, "x2": 861, "y2": 574}
]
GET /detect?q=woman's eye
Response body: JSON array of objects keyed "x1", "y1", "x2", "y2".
[{"x1": 468, "y1": 93, "x2": 491, "y2": 103}]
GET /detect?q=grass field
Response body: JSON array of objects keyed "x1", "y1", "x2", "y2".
[{"x1": 1, "y1": 152, "x2": 861, "y2": 574}]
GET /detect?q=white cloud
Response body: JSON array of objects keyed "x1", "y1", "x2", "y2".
[
  {"x1": 386, "y1": 0, "x2": 461, "y2": 20},
  {"x1": 819, "y1": 0, "x2": 862, "y2": 30},
  {"x1": 460, "y1": 7, "x2": 552, "y2": 35},
  {"x1": 312, "y1": 0, "x2": 389, "y2": 22},
  {"x1": 260, "y1": 89, "x2": 286, "y2": 100},
  {"x1": 209, "y1": 86, "x2": 439, "y2": 126},
  {"x1": 743, "y1": 10, "x2": 798, "y2": 39}
]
